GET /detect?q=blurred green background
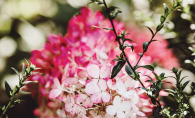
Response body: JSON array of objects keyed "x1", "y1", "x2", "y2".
[{"x1": 0, "y1": 0, "x2": 195, "y2": 117}]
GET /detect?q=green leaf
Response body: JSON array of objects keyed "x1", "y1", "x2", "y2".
[
  {"x1": 11, "y1": 67, "x2": 20, "y2": 78},
  {"x1": 179, "y1": 76, "x2": 188, "y2": 83},
  {"x1": 139, "y1": 53, "x2": 143, "y2": 56},
  {"x1": 146, "y1": 80, "x2": 155, "y2": 83},
  {"x1": 153, "y1": 72, "x2": 159, "y2": 81},
  {"x1": 182, "y1": 80, "x2": 190, "y2": 91},
  {"x1": 110, "y1": 9, "x2": 122, "y2": 19},
  {"x1": 146, "y1": 26, "x2": 154, "y2": 36},
  {"x1": 172, "y1": 67, "x2": 178, "y2": 73},
  {"x1": 160, "y1": 15, "x2": 166, "y2": 23},
  {"x1": 4, "y1": 80, "x2": 12, "y2": 98},
  {"x1": 145, "y1": 75, "x2": 155, "y2": 83},
  {"x1": 164, "y1": 89, "x2": 176, "y2": 93},
  {"x1": 143, "y1": 42, "x2": 149, "y2": 52},
  {"x1": 163, "y1": 3, "x2": 169, "y2": 15},
  {"x1": 123, "y1": 44, "x2": 134, "y2": 51},
  {"x1": 22, "y1": 63, "x2": 26, "y2": 76},
  {"x1": 125, "y1": 64, "x2": 134, "y2": 77},
  {"x1": 156, "y1": 24, "x2": 164, "y2": 31},
  {"x1": 140, "y1": 65, "x2": 154, "y2": 71},
  {"x1": 111, "y1": 60, "x2": 126, "y2": 79}
]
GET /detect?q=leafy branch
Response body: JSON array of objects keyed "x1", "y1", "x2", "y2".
[{"x1": 0, "y1": 61, "x2": 37, "y2": 118}]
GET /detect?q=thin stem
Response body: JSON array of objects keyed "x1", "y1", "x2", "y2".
[{"x1": 102, "y1": 0, "x2": 145, "y2": 88}]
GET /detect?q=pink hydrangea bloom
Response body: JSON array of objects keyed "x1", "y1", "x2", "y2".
[{"x1": 27, "y1": 7, "x2": 178, "y2": 118}]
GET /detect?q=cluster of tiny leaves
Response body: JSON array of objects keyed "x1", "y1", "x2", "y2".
[
  {"x1": 0, "y1": 60, "x2": 37, "y2": 118},
  {"x1": 90, "y1": 0, "x2": 194, "y2": 117},
  {"x1": 161, "y1": 67, "x2": 194, "y2": 118}
]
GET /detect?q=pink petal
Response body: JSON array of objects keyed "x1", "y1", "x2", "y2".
[
  {"x1": 116, "y1": 111, "x2": 126, "y2": 118},
  {"x1": 65, "y1": 103, "x2": 73, "y2": 112},
  {"x1": 98, "y1": 79, "x2": 107, "y2": 91},
  {"x1": 85, "y1": 81, "x2": 100, "y2": 94},
  {"x1": 84, "y1": 97, "x2": 93, "y2": 108},
  {"x1": 76, "y1": 94, "x2": 87, "y2": 103},
  {"x1": 136, "y1": 111, "x2": 146, "y2": 117},
  {"x1": 102, "y1": 91, "x2": 111, "y2": 103},
  {"x1": 87, "y1": 64, "x2": 100, "y2": 78},
  {"x1": 53, "y1": 78, "x2": 61, "y2": 88},
  {"x1": 106, "y1": 105, "x2": 117, "y2": 116},
  {"x1": 64, "y1": 77, "x2": 78, "y2": 86},
  {"x1": 100, "y1": 65, "x2": 111, "y2": 78},
  {"x1": 132, "y1": 104, "x2": 139, "y2": 113},
  {"x1": 90, "y1": 93, "x2": 102, "y2": 103},
  {"x1": 49, "y1": 89, "x2": 62, "y2": 98},
  {"x1": 159, "y1": 90, "x2": 169, "y2": 96}
]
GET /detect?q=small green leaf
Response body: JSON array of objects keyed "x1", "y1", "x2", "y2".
[
  {"x1": 145, "y1": 75, "x2": 155, "y2": 83},
  {"x1": 156, "y1": 24, "x2": 164, "y2": 31},
  {"x1": 179, "y1": 76, "x2": 188, "y2": 83},
  {"x1": 140, "y1": 65, "x2": 154, "y2": 71},
  {"x1": 111, "y1": 60, "x2": 126, "y2": 79},
  {"x1": 4, "y1": 80, "x2": 12, "y2": 98},
  {"x1": 11, "y1": 67, "x2": 20, "y2": 78},
  {"x1": 110, "y1": 9, "x2": 122, "y2": 19},
  {"x1": 2, "y1": 105, "x2": 5, "y2": 111},
  {"x1": 143, "y1": 42, "x2": 149, "y2": 52},
  {"x1": 146, "y1": 26, "x2": 154, "y2": 36},
  {"x1": 125, "y1": 64, "x2": 134, "y2": 77},
  {"x1": 146, "y1": 80, "x2": 155, "y2": 83},
  {"x1": 163, "y1": 3, "x2": 169, "y2": 15},
  {"x1": 160, "y1": 15, "x2": 166, "y2": 23},
  {"x1": 123, "y1": 44, "x2": 134, "y2": 51},
  {"x1": 22, "y1": 63, "x2": 26, "y2": 76},
  {"x1": 182, "y1": 80, "x2": 190, "y2": 91},
  {"x1": 153, "y1": 72, "x2": 159, "y2": 81},
  {"x1": 139, "y1": 53, "x2": 143, "y2": 56},
  {"x1": 172, "y1": 67, "x2": 178, "y2": 73}
]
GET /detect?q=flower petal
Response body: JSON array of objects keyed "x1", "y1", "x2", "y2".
[
  {"x1": 53, "y1": 78, "x2": 61, "y2": 88},
  {"x1": 116, "y1": 79, "x2": 126, "y2": 95},
  {"x1": 100, "y1": 65, "x2": 111, "y2": 78},
  {"x1": 136, "y1": 111, "x2": 146, "y2": 116},
  {"x1": 102, "y1": 91, "x2": 111, "y2": 103},
  {"x1": 49, "y1": 89, "x2": 62, "y2": 98},
  {"x1": 106, "y1": 105, "x2": 117, "y2": 116},
  {"x1": 98, "y1": 79, "x2": 107, "y2": 91},
  {"x1": 124, "y1": 90, "x2": 136, "y2": 99},
  {"x1": 85, "y1": 81, "x2": 100, "y2": 94},
  {"x1": 84, "y1": 97, "x2": 93, "y2": 108},
  {"x1": 87, "y1": 64, "x2": 100, "y2": 78},
  {"x1": 90, "y1": 93, "x2": 102, "y2": 103},
  {"x1": 117, "y1": 111, "x2": 126, "y2": 118},
  {"x1": 119, "y1": 101, "x2": 131, "y2": 111},
  {"x1": 113, "y1": 96, "x2": 121, "y2": 108},
  {"x1": 76, "y1": 94, "x2": 87, "y2": 103}
]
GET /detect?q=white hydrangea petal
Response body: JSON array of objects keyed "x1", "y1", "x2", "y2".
[
  {"x1": 113, "y1": 96, "x2": 121, "y2": 108},
  {"x1": 98, "y1": 79, "x2": 107, "y2": 91},
  {"x1": 119, "y1": 101, "x2": 131, "y2": 111},
  {"x1": 106, "y1": 105, "x2": 117, "y2": 116},
  {"x1": 87, "y1": 64, "x2": 100, "y2": 78},
  {"x1": 117, "y1": 111, "x2": 126, "y2": 118}
]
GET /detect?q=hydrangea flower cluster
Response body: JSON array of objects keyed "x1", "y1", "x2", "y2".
[{"x1": 26, "y1": 7, "x2": 178, "y2": 118}]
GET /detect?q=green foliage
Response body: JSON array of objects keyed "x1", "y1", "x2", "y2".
[
  {"x1": 111, "y1": 60, "x2": 126, "y2": 79},
  {"x1": 0, "y1": 61, "x2": 37, "y2": 118}
]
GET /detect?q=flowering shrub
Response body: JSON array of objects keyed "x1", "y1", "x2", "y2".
[{"x1": 23, "y1": 6, "x2": 181, "y2": 118}]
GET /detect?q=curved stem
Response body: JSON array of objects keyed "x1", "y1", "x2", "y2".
[{"x1": 102, "y1": 0, "x2": 145, "y2": 88}]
